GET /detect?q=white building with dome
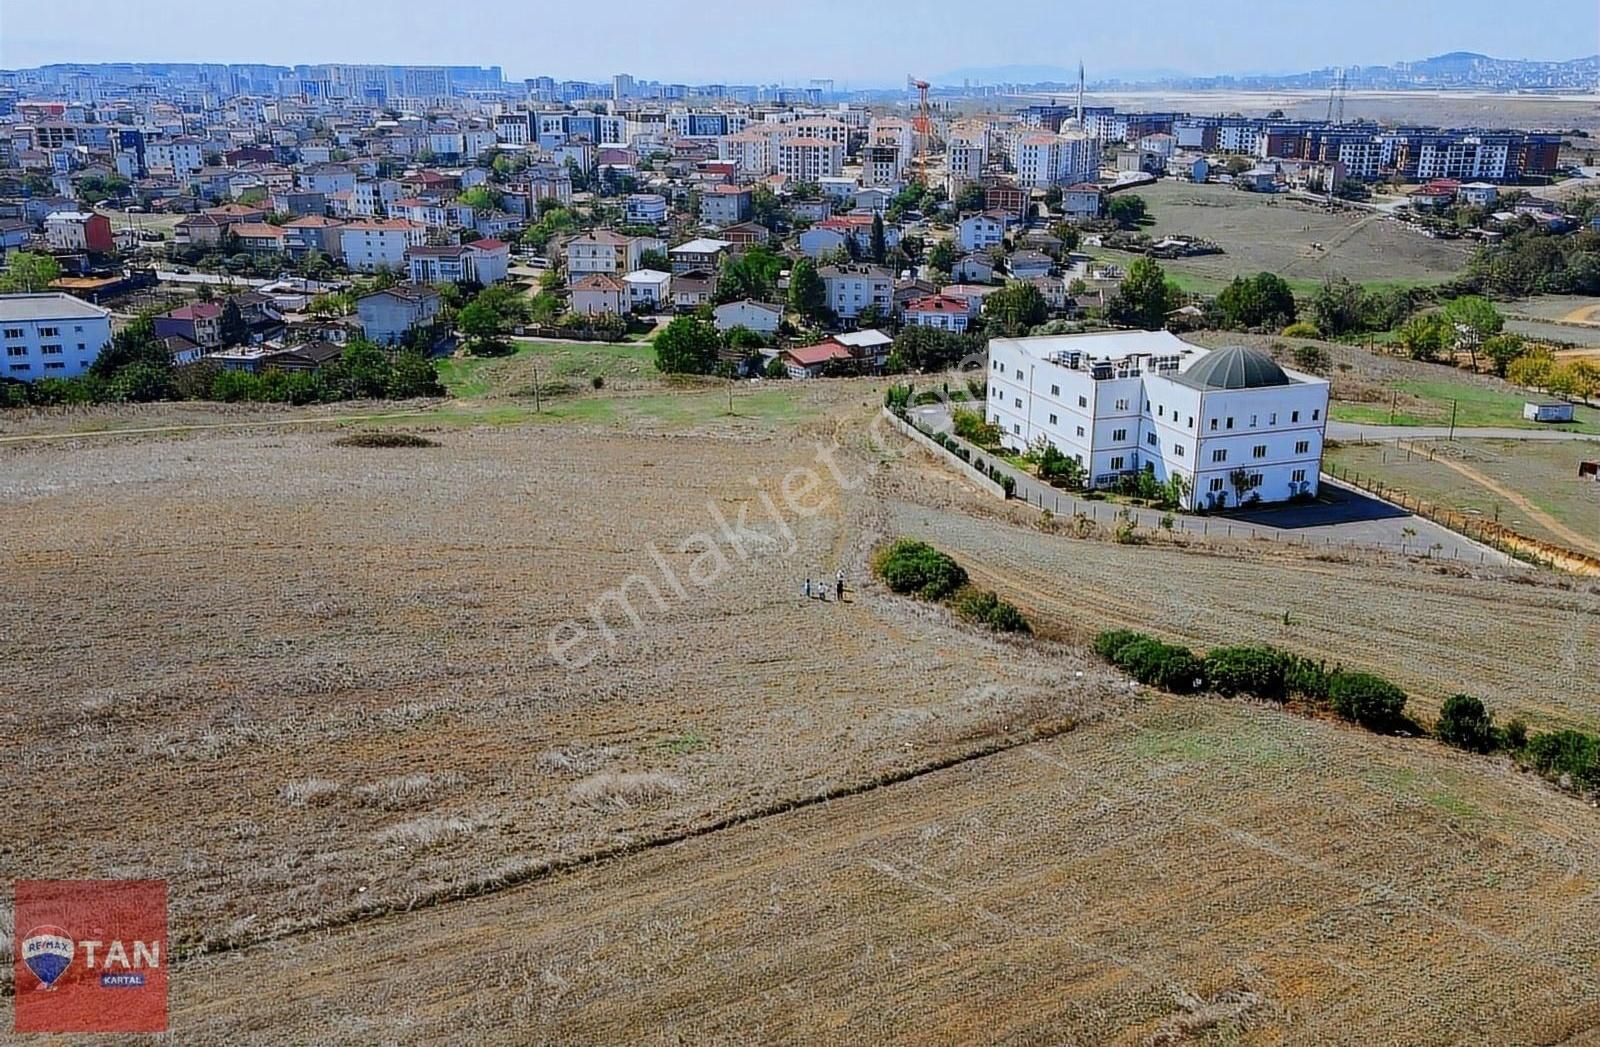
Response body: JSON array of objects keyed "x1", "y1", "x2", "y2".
[{"x1": 985, "y1": 331, "x2": 1330, "y2": 510}]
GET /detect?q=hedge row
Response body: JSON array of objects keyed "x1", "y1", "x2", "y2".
[
  {"x1": 1092, "y1": 631, "x2": 1407, "y2": 732},
  {"x1": 1095, "y1": 631, "x2": 1600, "y2": 798},
  {"x1": 872, "y1": 540, "x2": 1030, "y2": 634}
]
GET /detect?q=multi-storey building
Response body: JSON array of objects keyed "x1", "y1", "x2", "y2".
[
  {"x1": 774, "y1": 136, "x2": 844, "y2": 181},
  {"x1": 1009, "y1": 130, "x2": 1098, "y2": 188},
  {"x1": 0, "y1": 293, "x2": 113, "y2": 381},
  {"x1": 985, "y1": 332, "x2": 1329, "y2": 510}
]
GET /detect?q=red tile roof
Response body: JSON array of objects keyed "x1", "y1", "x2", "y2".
[{"x1": 783, "y1": 341, "x2": 854, "y2": 367}]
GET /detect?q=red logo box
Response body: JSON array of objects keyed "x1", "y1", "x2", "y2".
[{"x1": 13, "y1": 880, "x2": 168, "y2": 1034}]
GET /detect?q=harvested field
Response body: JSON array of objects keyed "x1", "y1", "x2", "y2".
[
  {"x1": 0, "y1": 412, "x2": 1117, "y2": 965},
  {"x1": 872, "y1": 491, "x2": 1600, "y2": 730},
  {"x1": 7, "y1": 386, "x2": 1600, "y2": 1041},
  {"x1": 1091, "y1": 180, "x2": 1470, "y2": 293},
  {"x1": 171, "y1": 696, "x2": 1600, "y2": 1044}
]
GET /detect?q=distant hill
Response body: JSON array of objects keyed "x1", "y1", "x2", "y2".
[{"x1": 938, "y1": 53, "x2": 1600, "y2": 92}]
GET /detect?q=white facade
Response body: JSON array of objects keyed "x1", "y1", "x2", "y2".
[
  {"x1": 1009, "y1": 130, "x2": 1099, "y2": 189},
  {"x1": 623, "y1": 269, "x2": 672, "y2": 310},
  {"x1": 985, "y1": 332, "x2": 1329, "y2": 509},
  {"x1": 0, "y1": 293, "x2": 114, "y2": 381},
  {"x1": 624, "y1": 193, "x2": 668, "y2": 225},
  {"x1": 956, "y1": 213, "x2": 1004, "y2": 253},
  {"x1": 775, "y1": 137, "x2": 844, "y2": 181}
]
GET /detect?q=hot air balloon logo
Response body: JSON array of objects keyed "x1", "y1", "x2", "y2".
[{"x1": 21, "y1": 926, "x2": 75, "y2": 991}]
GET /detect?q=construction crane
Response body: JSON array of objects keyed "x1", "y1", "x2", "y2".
[{"x1": 907, "y1": 74, "x2": 933, "y2": 184}]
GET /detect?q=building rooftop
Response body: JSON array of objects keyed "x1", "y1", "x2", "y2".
[
  {"x1": 0, "y1": 292, "x2": 112, "y2": 322},
  {"x1": 1171, "y1": 345, "x2": 1291, "y2": 391}
]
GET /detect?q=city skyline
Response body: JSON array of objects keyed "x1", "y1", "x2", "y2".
[{"x1": 1, "y1": 0, "x2": 1593, "y2": 86}]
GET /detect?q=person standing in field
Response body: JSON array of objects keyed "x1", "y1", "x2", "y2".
[{"x1": 835, "y1": 570, "x2": 845, "y2": 601}]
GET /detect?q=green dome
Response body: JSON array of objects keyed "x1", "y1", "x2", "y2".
[{"x1": 1174, "y1": 346, "x2": 1290, "y2": 390}]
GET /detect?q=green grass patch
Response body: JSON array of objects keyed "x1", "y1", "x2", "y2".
[{"x1": 1333, "y1": 377, "x2": 1600, "y2": 434}]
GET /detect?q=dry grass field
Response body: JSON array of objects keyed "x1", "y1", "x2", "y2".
[
  {"x1": 5, "y1": 383, "x2": 1600, "y2": 1042},
  {"x1": 1092, "y1": 180, "x2": 1471, "y2": 294}
]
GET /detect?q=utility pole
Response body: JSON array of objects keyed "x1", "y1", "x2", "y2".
[
  {"x1": 1448, "y1": 398, "x2": 1457, "y2": 441},
  {"x1": 530, "y1": 356, "x2": 541, "y2": 413}
]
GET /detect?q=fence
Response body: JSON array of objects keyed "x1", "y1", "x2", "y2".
[
  {"x1": 890, "y1": 406, "x2": 1532, "y2": 567},
  {"x1": 1325, "y1": 456, "x2": 1600, "y2": 575}
]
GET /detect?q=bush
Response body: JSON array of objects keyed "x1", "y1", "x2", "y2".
[
  {"x1": 1282, "y1": 321, "x2": 1321, "y2": 339},
  {"x1": 1092, "y1": 629, "x2": 1146, "y2": 660},
  {"x1": 1284, "y1": 656, "x2": 1331, "y2": 702},
  {"x1": 1327, "y1": 670, "x2": 1407, "y2": 731},
  {"x1": 1435, "y1": 693, "x2": 1498, "y2": 753},
  {"x1": 952, "y1": 587, "x2": 1030, "y2": 634},
  {"x1": 332, "y1": 432, "x2": 438, "y2": 448},
  {"x1": 872, "y1": 539, "x2": 969, "y2": 602},
  {"x1": 1501, "y1": 718, "x2": 1529, "y2": 751},
  {"x1": 1203, "y1": 645, "x2": 1290, "y2": 701},
  {"x1": 1100, "y1": 632, "x2": 1204, "y2": 694},
  {"x1": 1520, "y1": 730, "x2": 1600, "y2": 791}
]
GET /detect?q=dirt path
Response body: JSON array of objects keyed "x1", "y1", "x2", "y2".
[
  {"x1": 0, "y1": 407, "x2": 438, "y2": 444},
  {"x1": 1398, "y1": 440, "x2": 1600, "y2": 556}
]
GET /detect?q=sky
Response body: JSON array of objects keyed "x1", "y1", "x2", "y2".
[{"x1": 1, "y1": 0, "x2": 1595, "y2": 86}]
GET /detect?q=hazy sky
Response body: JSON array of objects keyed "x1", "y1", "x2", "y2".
[{"x1": 1, "y1": 0, "x2": 1594, "y2": 85}]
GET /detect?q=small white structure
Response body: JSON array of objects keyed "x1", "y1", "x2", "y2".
[
  {"x1": 712, "y1": 299, "x2": 783, "y2": 335},
  {"x1": 985, "y1": 332, "x2": 1330, "y2": 509},
  {"x1": 1524, "y1": 401, "x2": 1575, "y2": 423}
]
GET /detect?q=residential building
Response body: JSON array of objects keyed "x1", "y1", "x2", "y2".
[
  {"x1": 406, "y1": 239, "x2": 510, "y2": 285},
  {"x1": 957, "y1": 212, "x2": 1005, "y2": 253},
  {"x1": 0, "y1": 293, "x2": 113, "y2": 380},
  {"x1": 985, "y1": 332, "x2": 1329, "y2": 509},
  {"x1": 781, "y1": 340, "x2": 854, "y2": 378},
  {"x1": 623, "y1": 269, "x2": 672, "y2": 311},
  {"x1": 153, "y1": 302, "x2": 223, "y2": 347},
  {"x1": 903, "y1": 294, "x2": 976, "y2": 332},
  {"x1": 282, "y1": 215, "x2": 346, "y2": 258},
  {"x1": 1059, "y1": 184, "x2": 1103, "y2": 222},
  {"x1": 566, "y1": 230, "x2": 651, "y2": 275},
  {"x1": 820, "y1": 264, "x2": 892, "y2": 320},
  {"x1": 775, "y1": 136, "x2": 844, "y2": 181},
  {"x1": 339, "y1": 219, "x2": 427, "y2": 272},
  {"x1": 700, "y1": 184, "x2": 752, "y2": 227},
  {"x1": 570, "y1": 273, "x2": 627, "y2": 316},
  {"x1": 712, "y1": 299, "x2": 782, "y2": 335},
  {"x1": 668, "y1": 237, "x2": 732, "y2": 274},
  {"x1": 671, "y1": 270, "x2": 714, "y2": 311},
  {"x1": 945, "y1": 132, "x2": 988, "y2": 195},
  {"x1": 1010, "y1": 130, "x2": 1098, "y2": 188},
  {"x1": 624, "y1": 193, "x2": 669, "y2": 226},
  {"x1": 43, "y1": 211, "x2": 114, "y2": 253},
  {"x1": 356, "y1": 283, "x2": 441, "y2": 345}
]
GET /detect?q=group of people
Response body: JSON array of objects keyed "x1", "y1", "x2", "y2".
[{"x1": 804, "y1": 570, "x2": 846, "y2": 602}]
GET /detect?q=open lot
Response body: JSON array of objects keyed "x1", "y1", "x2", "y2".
[
  {"x1": 1092, "y1": 180, "x2": 1471, "y2": 295},
  {"x1": 5, "y1": 372, "x2": 1600, "y2": 1040},
  {"x1": 1504, "y1": 296, "x2": 1600, "y2": 349},
  {"x1": 1326, "y1": 438, "x2": 1600, "y2": 556}
]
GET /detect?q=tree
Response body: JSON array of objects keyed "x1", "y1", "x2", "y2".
[
  {"x1": 1507, "y1": 347, "x2": 1557, "y2": 390},
  {"x1": 716, "y1": 246, "x2": 783, "y2": 304},
  {"x1": 1106, "y1": 258, "x2": 1172, "y2": 331},
  {"x1": 749, "y1": 183, "x2": 783, "y2": 231},
  {"x1": 456, "y1": 186, "x2": 500, "y2": 212},
  {"x1": 1482, "y1": 334, "x2": 1529, "y2": 378},
  {"x1": 654, "y1": 316, "x2": 721, "y2": 374},
  {"x1": 90, "y1": 315, "x2": 169, "y2": 379},
  {"x1": 985, "y1": 281, "x2": 1049, "y2": 336},
  {"x1": 788, "y1": 257, "x2": 828, "y2": 322},
  {"x1": 219, "y1": 298, "x2": 250, "y2": 347},
  {"x1": 1396, "y1": 313, "x2": 1450, "y2": 362},
  {"x1": 337, "y1": 339, "x2": 392, "y2": 398},
  {"x1": 1440, "y1": 295, "x2": 1503, "y2": 372},
  {"x1": 764, "y1": 355, "x2": 789, "y2": 379},
  {"x1": 0, "y1": 251, "x2": 62, "y2": 293},
  {"x1": 1436, "y1": 694, "x2": 1498, "y2": 754},
  {"x1": 926, "y1": 238, "x2": 959, "y2": 276},
  {"x1": 869, "y1": 213, "x2": 887, "y2": 264},
  {"x1": 1106, "y1": 194, "x2": 1148, "y2": 230},
  {"x1": 954, "y1": 183, "x2": 986, "y2": 212},
  {"x1": 458, "y1": 298, "x2": 513, "y2": 356},
  {"x1": 1310, "y1": 276, "x2": 1364, "y2": 338},
  {"x1": 1216, "y1": 272, "x2": 1296, "y2": 331},
  {"x1": 386, "y1": 350, "x2": 444, "y2": 398}
]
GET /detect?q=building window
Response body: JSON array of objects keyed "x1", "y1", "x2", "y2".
[
  {"x1": 1111, "y1": 398, "x2": 1125, "y2": 410},
  {"x1": 1209, "y1": 477, "x2": 1224, "y2": 492},
  {"x1": 1015, "y1": 369, "x2": 1023, "y2": 380},
  {"x1": 44, "y1": 361, "x2": 64, "y2": 370},
  {"x1": 5, "y1": 346, "x2": 26, "y2": 358},
  {"x1": 1157, "y1": 404, "x2": 1164, "y2": 417},
  {"x1": 1312, "y1": 409, "x2": 1320, "y2": 421},
  {"x1": 1112, "y1": 428, "x2": 1126, "y2": 442},
  {"x1": 1270, "y1": 412, "x2": 1278, "y2": 425},
  {"x1": 2, "y1": 328, "x2": 23, "y2": 339},
  {"x1": 1209, "y1": 418, "x2": 1218, "y2": 431},
  {"x1": 1226, "y1": 417, "x2": 1234, "y2": 430},
  {"x1": 9, "y1": 363, "x2": 29, "y2": 373},
  {"x1": 1292, "y1": 410, "x2": 1300, "y2": 423},
  {"x1": 1050, "y1": 384, "x2": 1060, "y2": 396},
  {"x1": 1250, "y1": 414, "x2": 1258, "y2": 427},
  {"x1": 1078, "y1": 395, "x2": 1087, "y2": 408},
  {"x1": 40, "y1": 345, "x2": 62, "y2": 355},
  {"x1": 1187, "y1": 416, "x2": 1194, "y2": 428},
  {"x1": 1076, "y1": 425, "x2": 1085, "y2": 437},
  {"x1": 1212, "y1": 449, "x2": 1227, "y2": 463},
  {"x1": 1146, "y1": 432, "x2": 1157, "y2": 446},
  {"x1": 1014, "y1": 398, "x2": 1022, "y2": 409},
  {"x1": 991, "y1": 414, "x2": 1000, "y2": 425},
  {"x1": 1175, "y1": 444, "x2": 1185, "y2": 456},
  {"x1": 1292, "y1": 468, "x2": 1307, "y2": 483},
  {"x1": 1110, "y1": 456, "x2": 1125, "y2": 470},
  {"x1": 1013, "y1": 423, "x2": 1021, "y2": 435},
  {"x1": 1253, "y1": 445, "x2": 1267, "y2": 459},
  {"x1": 37, "y1": 327, "x2": 58, "y2": 337},
  {"x1": 1295, "y1": 440, "x2": 1310, "y2": 455},
  {"x1": 1048, "y1": 413, "x2": 1057, "y2": 425}
]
